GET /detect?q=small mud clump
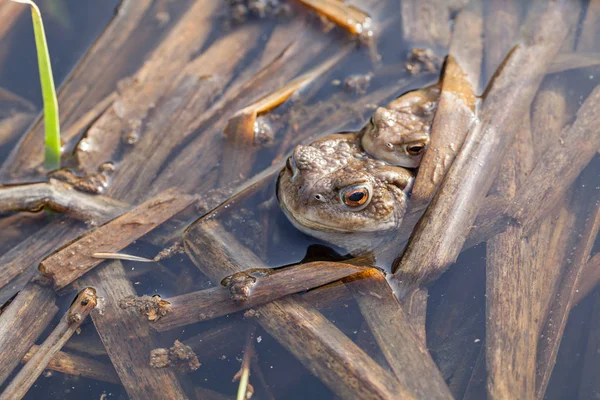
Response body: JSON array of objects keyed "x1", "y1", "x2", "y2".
[
  {"x1": 119, "y1": 295, "x2": 171, "y2": 321},
  {"x1": 150, "y1": 340, "x2": 200, "y2": 372},
  {"x1": 405, "y1": 48, "x2": 442, "y2": 76}
]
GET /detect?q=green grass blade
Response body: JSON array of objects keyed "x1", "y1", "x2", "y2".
[{"x1": 12, "y1": 0, "x2": 61, "y2": 170}]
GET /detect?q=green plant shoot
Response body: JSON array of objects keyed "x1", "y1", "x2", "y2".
[{"x1": 12, "y1": 0, "x2": 61, "y2": 170}]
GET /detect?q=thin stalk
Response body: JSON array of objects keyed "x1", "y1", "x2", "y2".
[{"x1": 11, "y1": 0, "x2": 61, "y2": 170}]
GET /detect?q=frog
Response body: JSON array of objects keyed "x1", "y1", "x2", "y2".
[
  {"x1": 359, "y1": 84, "x2": 440, "y2": 168},
  {"x1": 276, "y1": 136, "x2": 414, "y2": 255}
]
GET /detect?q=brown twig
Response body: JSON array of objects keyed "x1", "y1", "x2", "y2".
[{"x1": 0, "y1": 288, "x2": 97, "y2": 400}]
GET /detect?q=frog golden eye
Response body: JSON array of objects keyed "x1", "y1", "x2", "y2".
[
  {"x1": 340, "y1": 184, "x2": 371, "y2": 210},
  {"x1": 407, "y1": 143, "x2": 426, "y2": 156}
]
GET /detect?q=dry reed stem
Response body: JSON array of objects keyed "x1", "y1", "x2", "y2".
[
  {"x1": 410, "y1": 55, "x2": 476, "y2": 203},
  {"x1": 39, "y1": 189, "x2": 195, "y2": 290},
  {"x1": 0, "y1": 288, "x2": 97, "y2": 400},
  {"x1": 509, "y1": 85, "x2": 600, "y2": 232},
  {"x1": 482, "y1": 0, "x2": 521, "y2": 83},
  {"x1": 152, "y1": 262, "x2": 370, "y2": 332},
  {"x1": 448, "y1": 0, "x2": 483, "y2": 91},
  {"x1": 485, "y1": 63, "x2": 537, "y2": 398},
  {"x1": 535, "y1": 185, "x2": 600, "y2": 398},
  {"x1": 390, "y1": 0, "x2": 577, "y2": 297},
  {"x1": 344, "y1": 269, "x2": 453, "y2": 399},
  {"x1": 486, "y1": 224, "x2": 536, "y2": 399}
]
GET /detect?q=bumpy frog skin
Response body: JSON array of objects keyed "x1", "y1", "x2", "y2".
[
  {"x1": 277, "y1": 136, "x2": 414, "y2": 254},
  {"x1": 360, "y1": 84, "x2": 440, "y2": 168}
]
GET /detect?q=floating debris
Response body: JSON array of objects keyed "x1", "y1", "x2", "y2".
[
  {"x1": 405, "y1": 48, "x2": 443, "y2": 76},
  {"x1": 150, "y1": 340, "x2": 200, "y2": 372},
  {"x1": 119, "y1": 295, "x2": 171, "y2": 321}
]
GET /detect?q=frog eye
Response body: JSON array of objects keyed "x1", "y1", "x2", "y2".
[
  {"x1": 406, "y1": 143, "x2": 426, "y2": 156},
  {"x1": 340, "y1": 184, "x2": 371, "y2": 210}
]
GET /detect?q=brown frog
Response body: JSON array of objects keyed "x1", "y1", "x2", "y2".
[
  {"x1": 277, "y1": 135, "x2": 414, "y2": 254},
  {"x1": 360, "y1": 84, "x2": 440, "y2": 168}
]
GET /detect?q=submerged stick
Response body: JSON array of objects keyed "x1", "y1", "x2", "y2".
[
  {"x1": 344, "y1": 269, "x2": 453, "y2": 399},
  {"x1": 22, "y1": 345, "x2": 119, "y2": 384},
  {"x1": 390, "y1": 0, "x2": 577, "y2": 296},
  {"x1": 77, "y1": 261, "x2": 189, "y2": 400},
  {"x1": 400, "y1": 0, "x2": 450, "y2": 47},
  {"x1": 509, "y1": 86, "x2": 600, "y2": 232},
  {"x1": 151, "y1": 262, "x2": 370, "y2": 332},
  {"x1": 39, "y1": 189, "x2": 195, "y2": 290},
  {"x1": 486, "y1": 224, "x2": 536, "y2": 399},
  {"x1": 536, "y1": 186, "x2": 600, "y2": 398},
  {"x1": 578, "y1": 291, "x2": 600, "y2": 399},
  {"x1": 573, "y1": 253, "x2": 600, "y2": 306},
  {"x1": 547, "y1": 52, "x2": 600, "y2": 74},
  {"x1": 0, "y1": 288, "x2": 97, "y2": 400}
]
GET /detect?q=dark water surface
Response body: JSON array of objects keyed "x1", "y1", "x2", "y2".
[{"x1": 0, "y1": 0, "x2": 599, "y2": 399}]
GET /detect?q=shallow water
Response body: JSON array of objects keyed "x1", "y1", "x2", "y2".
[{"x1": 0, "y1": 0, "x2": 599, "y2": 399}]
